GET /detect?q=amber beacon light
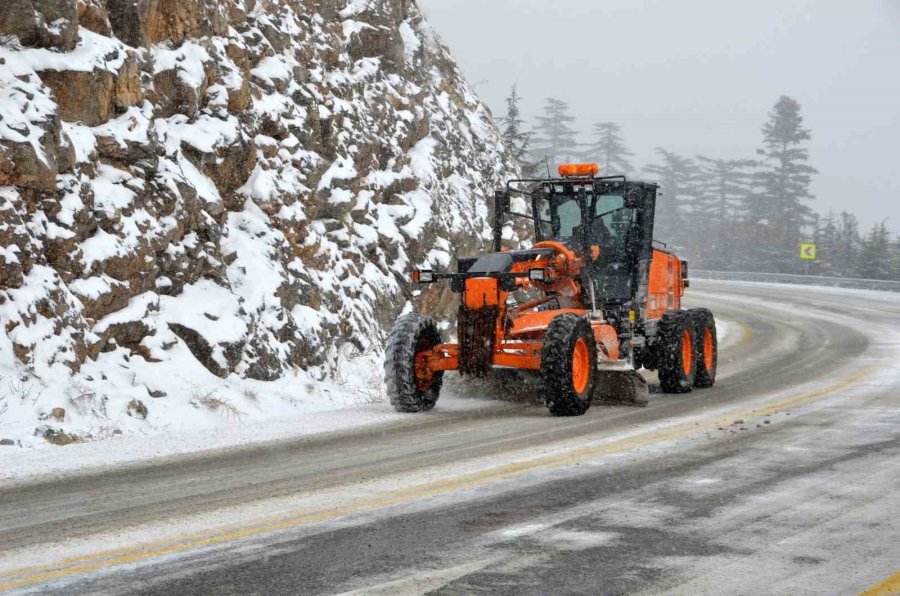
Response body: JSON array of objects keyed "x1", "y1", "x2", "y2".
[{"x1": 557, "y1": 163, "x2": 600, "y2": 177}]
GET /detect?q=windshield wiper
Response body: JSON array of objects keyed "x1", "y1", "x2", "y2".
[
  {"x1": 507, "y1": 211, "x2": 552, "y2": 225},
  {"x1": 596, "y1": 206, "x2": 627, "y2": 219}
]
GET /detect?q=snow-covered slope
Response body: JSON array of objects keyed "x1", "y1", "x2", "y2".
[{"x1": 0, "y1": 0, "x2": 517, "y2": 445}]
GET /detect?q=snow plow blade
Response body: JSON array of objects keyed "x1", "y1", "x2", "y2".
[{"x1": 594, "y1": 368, "x2": 650, "y2": 407}]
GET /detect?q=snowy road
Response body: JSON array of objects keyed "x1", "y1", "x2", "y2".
[{"x1": 1, "y1": 281, "x2": 899, "y2": 594}]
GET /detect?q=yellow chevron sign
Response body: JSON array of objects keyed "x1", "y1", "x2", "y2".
[{"x1": 800, "y1": 243, "x2": 817, "y2": 260}]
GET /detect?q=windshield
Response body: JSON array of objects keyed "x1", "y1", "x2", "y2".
[
  {"x1": 535, "y1": 193, "x2": 634, "y2": 245},
  {"x1": 537, "y1": 195, "x2": 583, "y2": 240}
]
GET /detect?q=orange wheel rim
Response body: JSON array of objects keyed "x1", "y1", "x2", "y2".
[
  {"x1": 414, "y1": 351, "x2": 433, "y2": 391},
  {"x1": 704, "y1": 327, "x2": 714, "y2": 371},
  {"x1": 572, "y1": 338, "x2": 590, "y2": 393},
  {"x1": 682, "y1": 330, "x2": 693, "y2": 376}
]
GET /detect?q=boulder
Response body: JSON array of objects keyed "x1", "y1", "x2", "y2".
[
  {"x1": 182, "y1": 135, "x2": 256, "y2": 196},
  {"x1": 0, "y1": 137, "x2": 59, "y2": 191},
  {"x1": 40, "y1": 69, "x2": 115, "y2": 127},
  {"x1": 35, "y1": 425, "x2": 79, "y2": 445},
  {"x1": 126, "y1": 398, "x2": 148, "y2": 418},
  {"x1": 0, "y1": 199, "x2": 35, "y2": 289},
  {"x1": 150, "y1": 64, "x2": 214, "y2": 119},
  {"x1": 347, "y1": 24, "x2": 404, "y2": 67},
  {"x1": 106, "y1": 0, "x2": 226, "y2": 47},
  {"x1": 77, "y1": 0, "x2": 111, "y2": 36},
  {"x1": 93, "y1": 106, "x2": 161, "y2": 167},
  {"x1": 39, "y1": 51, "x2": 142, "y2": 126},
  {"x1": 0, "y1": 0, "x2": 79, "y2": 50},
  {"x1": 169, "y1": 322, "x2": 244, "y2": 378},
  {"x1": 99, "y1": 318, "x2": 152, "y2": 351}
]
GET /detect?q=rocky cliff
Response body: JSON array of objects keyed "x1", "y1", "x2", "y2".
[{"x1": 0, "y1": 0, "x2": 516, "y2": 443}]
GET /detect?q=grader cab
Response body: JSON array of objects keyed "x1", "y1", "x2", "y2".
[{"x1": 385, "y1": 163, "x2": 718, "y2": 416}]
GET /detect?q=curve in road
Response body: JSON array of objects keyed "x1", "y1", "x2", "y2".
[{"x1": 0, "y1": 280, "x2": 897, "y2": 594}]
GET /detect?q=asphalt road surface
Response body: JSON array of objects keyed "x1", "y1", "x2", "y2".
[{"x1": 1, "y1": 281, "x2": 898, "y2": 595}]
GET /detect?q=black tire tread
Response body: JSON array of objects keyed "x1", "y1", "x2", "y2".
[
  {"x1": 689, "y1": 308, "x2": 717, "y2": 388},
  {"x1": 384, "y1": 313, "x2": 443, "y2": 412},
  {"x1": 656, "y1": 310, "x2": 696, "y2": 394},
  {"x1": 541, "y1": 314, "x2": 597, "y2": 417}
]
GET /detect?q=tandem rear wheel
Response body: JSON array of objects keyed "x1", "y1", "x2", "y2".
[{"x1": 655, "y1": 309, "x2": 718, "y2": 393}]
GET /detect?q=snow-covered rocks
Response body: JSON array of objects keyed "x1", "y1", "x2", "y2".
[
  {"x1": 0, "y1": 0, "x2": 80, "y2": 51},
  {"x1": 0, "y1": 0, "x2": 517, "y2": 446}
]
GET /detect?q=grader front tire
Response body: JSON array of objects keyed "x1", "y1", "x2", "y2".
[
  {"x1": 541, "y1": 314, "x2": 597, "y2": 417},
  {"x1": 384, "y1": 313, "x2": 443, "y2": 413}
]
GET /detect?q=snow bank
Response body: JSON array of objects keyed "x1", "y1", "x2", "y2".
[{"x1": 0, "y1": 0, "x2": 520, "y2": 447}]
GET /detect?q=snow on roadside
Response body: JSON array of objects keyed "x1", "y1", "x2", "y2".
[
  {"x1": 694, "y1": 278, "x2": 900, "y2": 301},
  {"x1": 0, "y1": 387, "x2": 508, "y2": 486},
  {"x1": 716, "y1": 318, "x2": 732, "y2": 345},
  {"x1": 0, "y1": 340, "x2": 386, "y2": 452}
]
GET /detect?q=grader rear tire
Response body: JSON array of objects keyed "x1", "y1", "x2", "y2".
[
  {"x1": 657, "y1": 310, "x2": 696, "y2": 394},
  {"x1": 690, "y1": 308, "x2": 718, "y2": 388},
  {"x1": 384, "y1": 313, "x2": 443, "y2": 412},
  {"x1": 541, "y1": 314, "x2": 597, "y2": 417}
]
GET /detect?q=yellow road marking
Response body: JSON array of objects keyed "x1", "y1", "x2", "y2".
[
  {"x1": 0, "y1": 363, "x2": 878, "y2": 591},
  {"x1": 862, "y1": 570, "x2": 900, "y2": 596}
]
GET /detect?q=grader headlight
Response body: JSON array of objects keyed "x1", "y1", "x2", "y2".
[
  {"x1": 411, "y1": 270, "x2": 435, "y2": 283},
  {"x1": 528, "y1": 268, "x2": 551, "y2": 282}
]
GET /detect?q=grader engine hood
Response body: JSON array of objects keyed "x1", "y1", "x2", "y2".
[{"x1": 458, "y1": 248, "x2": 555, "y2": 276}]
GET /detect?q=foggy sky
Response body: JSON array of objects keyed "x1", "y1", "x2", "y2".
[{"x1": 418, "y1": 0, "x2": 900, "y2": 235}]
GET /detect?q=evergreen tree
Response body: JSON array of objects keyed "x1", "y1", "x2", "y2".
[
  {"x1": 643, "y1": 148, "x2": 700, "y2": 251},
  {"x1": 857, "y1": 221, "x2": 892, "y2": 279},
  {"x1": 814, "y1": 211, "x2": 840, "y2": 276},
  {"x1": 891, "y1": 235, "x2": 900, "y2": 281},
  {"x1": 693, "y1": 156, "x2": 757, "y2": 270},
  {"x1": 753, "y1": 95, "x2": 818, "y2": 271},
  {"x1": 695, "y1": 156, "x2": 756, "y2": 223},
  {"x1": 582, "y1": 122, "x2": 633, "y2": 175},
  {"x1": 833, "y1": 212, "x2": 861, "y2": 276},
  {"x1": 498, "y1": 84, "x2": 538, "y2": 176},
  {"x1": 531, "y1": 98, "x2": 578, "y2": 169}
]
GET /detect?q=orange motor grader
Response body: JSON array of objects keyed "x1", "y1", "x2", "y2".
[{"x1": 385, "y1": 163, "x2": 718, "y2": 416}]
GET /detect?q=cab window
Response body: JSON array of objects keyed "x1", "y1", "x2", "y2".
[
  {"x1": 536, "y1": 196, "x2": 583, "y2": 240},
  {"x1": 591, "y1": 195, "x2": 634, "y2": 254},
  {"x1": 556, "y1": 197, "x2": 582, "y2": 239}
]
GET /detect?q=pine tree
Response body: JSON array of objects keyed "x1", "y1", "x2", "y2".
[
  {"x1": 695, "y1": 156, "x2": 756, "y2": 223},
  {"x1": 531, "y1": 98, "x2": 578, "y2": 170},
  {"x1": 833, "y1": 211, "x2": 861, "y2": 276},
  {"x1": 582, "y1": 122, "x2": 633, "y2": 175},
  {"x1": 498, "y1": 84, "x2": 538, "y2": 176},
  {"x1": 753, "y1": 95, "x2": 818, "y2": 271},
  {"x1": 857, "y1": 221, "x2": 892, "y2": 279},
  {"x1": 692, "y1": 156, "x2": 757, "y2": 270},
  {"x1": 815, "y1": 211, "x2": 840, "y2": 276},
  {"x1": 890, "y1": 235, "x2": 900, "y2": 281},
  {"x1": 643, "y1": 148, "x2": 700, "y2": 252}
]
